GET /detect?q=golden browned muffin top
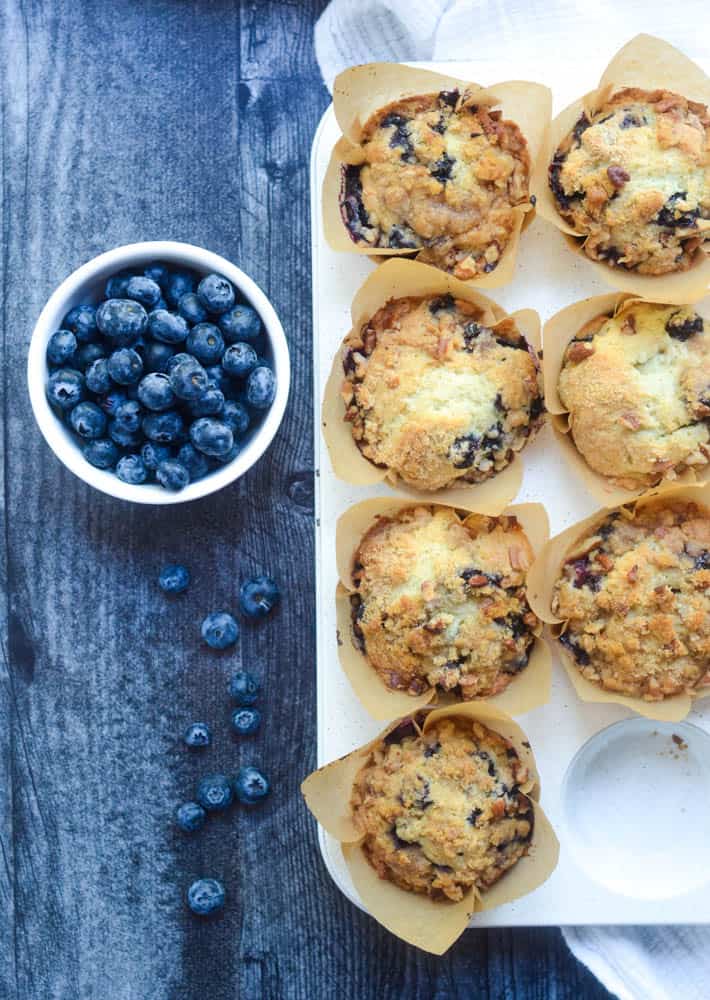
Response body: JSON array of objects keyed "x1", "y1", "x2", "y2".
[
  {"x1": 340, "y1": 89, "x2": 531, "y2": 279},
  {"x1": 549, "y1": 88, "x2": 710, "y2": 274},
  {"x1": 552, "y1": 499, "x2": 710, "y2": 700},
  {"x1": 558, "y1": 300, "x2": 710, "y2": 489},
  {"x1": 351, "y1": 715, "x2": 532, "y2": 902},
  {"x1": 351, "y1": 505, "x2": 538, "y2": 700},
  {"x1": 341, "y1": 294, "x2": 543, "y2": 492}
]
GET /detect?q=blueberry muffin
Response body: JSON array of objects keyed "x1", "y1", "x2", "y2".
[
  {"x1": 558, "y1": 301, "x2": 710, "y2": 489},
  {"x1": 341, "y1": 294, "x2": 543, "y2": 491},
  {"x1": 549, "y1": 88, "x2": 710, "y2": 274},
  {"x1": 340, "y1": 89, "x2": 531, "y2": 279},
  {"x1": 351, "y1": 505, "x2": 539, "y2": 699},
  {"x1": 552, "y1": 499, "x2": 710, "y2": 700},
  {"x1": 351, "y1": 714, "x2": 533, "y2": 901}
]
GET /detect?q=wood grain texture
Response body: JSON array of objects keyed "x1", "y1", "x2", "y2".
[{"x1": 0, "y1": 1, "x2": 613, "y2": 997}]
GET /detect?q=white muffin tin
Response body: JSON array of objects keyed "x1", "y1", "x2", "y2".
[{"x1": 311, "y1": 57, "x2": 710, "y2": 926}]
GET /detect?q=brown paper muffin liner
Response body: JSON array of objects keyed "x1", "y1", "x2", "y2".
[
  {"x1": 530, "y1": 34, "x2": 710, "y2": 303},
  {"x1": 334, "y1": 498, "x2": 552, "y2": 720},
  {"x1": 301, "y1": 703, "x2": 559, "y2": 954},
  {"x1": 322, "y1": 63, "x2": 552, "y2": 288},
  {"x1": 543, "y1": 292, "x2": 710, "y2": 506},
  {"x1": 321, "y1": 259, "x2": 542, "y2": 513},
  {"x1": 527, "y1": 481, "x2": 710, "y2": 721}
]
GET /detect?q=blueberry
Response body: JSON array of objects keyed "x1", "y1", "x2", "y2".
[
  {"x1": 169, "y1": 358, "x2": 209, "y2": 401},
  {"x1": 63, "y1": 304, "x2": 99, "y2": 343},
  {"x1": 143, "y1": 410, "x2": 185, "y2": 444},
  {"x1": 221, "y1": 400, "x2": 250, "y2": 437},
  {"x1": 116, "y1": 453, "x2": 148, "y2": 484},
  {"x1": 156, "y1": 565, "x2": 189, "y2": 595},
  {"x1": 222, "y1": 342, "x2": 257, "y2": 379},
  {"x1": 156, "y1": 459, "x2": 190, "y2": 491},
  {"x1": 105, "y1": 272, "x2": 133, "y2": 299},
  {"x1": 166, "y1": 270, "x2": 196, "y2": 307},
  {"x1": 83, "y1": 438, "x2": 119, "y2": 470},
  {"x1": 189, "y1": 388, "x2": 224, "y2": 417},
  {"x1": 187, "y1": 878, "x2": 225, "y2": 917},
  {"x1": 183, "y1": 721, "x2": 210, "y2": 747},
  {"x1": 148, "y1": 309, "x2": 189, "y2": 345},
  {"x1": 204, "y1": 365, "x2": 230, "y2": 393},
  {"x1": 190, "y1": 418, "x2": 233, "y2": 458},
  {"x1": 115, "y1": 399, "x2": 143, "y2": 433},
  {"x1": 239, "y1": 576, "x2": 280, "y2": 618},
  {"x1": 69, "y1": 401, "x2": 107, "y2": 439},
  {"x1": 143, "y1": 262, "x2": 169, "y2": 289},
  {"x1": 228, "y1": 671, "x2": 260, "y2": 705},
  {"x1": 107, "y1": 348, "x2": 143, "y2": 385},
  {"x1": 219, "y1": 304, "x2": 261, "y2": 343},
  {"x1": 126, "y1": 275, "x2": 162, "y2": 308},
  {"x1": 196, "y1": 773, "x2": 233, "y2": 811},
  {"x1": 74, "y1": 342, "x2": 107, "y2": 371},
  {"x1": 177, "y1": 443, "x2": 210, "y2": 481},
  {"x1": 176, "y1": 802, "x2": 206, "y2": 833},
  {"x1": 142, "y1": 340, "x2": 175, "y2": 373},
  {"x1": 234, "y1": 766, "x2": 270, "y2": 805},
  {"x1": 46, "y1": 330, "x2": 77, "y2": 366},
  {"x1": 231, "y1": 707, "x2": 261, "y2": 736},
  {"x1": 201, "y1": 611, "x2": 239, "y2": 649},
  {"x1": 246, "y1": 366, "x2": 275, "y2": 409},
  {"x1": 166, "y1": 352, "x2": 193, "y2": 374},
  {"x1": 137, "y1": 372, "x2": 175, "y2": 412},
  {"x1": 85, "y1": 358, "x2": 112, "y2": 394},
  {"x1": 141, "y1": 441, "x2": 171, "y2": 470},
  {"x1": 187, "y1": 323, "x2": 225, "y2": 365},
  {"x1": 47, "y1": 368, "x2": 85, "y2": 412},
  {"x1": 178, "y1": 292, "x2": 208, "y2": 325},
  {"x1": 96, "y1": 298, "x2": 148, "y2": 345},
  {"x1": 108, "y1": 421, "x2": 143, "y2": 450},
  {"x1": 98, "y1": 388, "x2": 128, "y2": 417},
  {"x1": 197, "y1": 273, "x2": 235, "y2": 315}
]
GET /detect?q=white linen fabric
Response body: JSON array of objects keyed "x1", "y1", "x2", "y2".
[{"x1": 313, "y1": 2, "x2": 710, "y2": 998}]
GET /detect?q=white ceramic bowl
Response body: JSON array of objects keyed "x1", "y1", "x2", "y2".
[{"x1": 28, "y1": 241, "x2": 290, "y2": 504}]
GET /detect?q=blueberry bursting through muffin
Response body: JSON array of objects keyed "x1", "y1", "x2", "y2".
[
  {"x1": 552, "y1": 500, "x2": 710, "y2": 700},
  {"x1": 549, "y1": 88, "x2": 710, "y2": 274},
  {"x1": 350, "y1": 715, "x2": 533, "y2": 901},
  {"x1": 341, "y1": 294, "x2": 544, "y2": 492},
  {"x1": 340, "y1": 89, "x2": 531, "y2": 279},
  {"x1": 350, "y1": 505, "x2": 539, "y2": 700}
]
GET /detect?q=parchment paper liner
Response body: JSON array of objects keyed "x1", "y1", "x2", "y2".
[
  {"x1": 301, "y1": 703, "x2": 559, "y2": 954},
  {"x1": 321, "y1": 259, "x2": 542, "y2": 514},
  {"x1": 530, "y1": 34, "x2": 710, "y2": 304},
  {"x1": 527, "y1": 481, "x2": 710, "y2": 722},
  {"x1": 543, "y1": 292, "x2": 710, "y2": 507},
  {"x1": 334, "y1": 498, "x2": 552, "y2": 719},
  {"x1": 323, "y1": 63, "x2": 552, "y2": 289}
]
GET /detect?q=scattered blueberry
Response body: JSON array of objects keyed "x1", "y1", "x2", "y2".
[
  {"x1": 190, "y1": 418, "x2": 233, "y2": 458},
  {"x1": 64, "y1": 304, "x2": 98, "y2": 342},
  {"x1": 159, "y1": 564, "x2": 190, "y2": 594},
  {"x1": 187, "y1": 878, "x2": 225, "y2": 916},
  {"x1": 187, "y1": 323, "x2": 225, "y2": 365},
  {"x1": 221, "y1": 400, "x2": 250, "y2": 437},
  {"x1": 47, "y1": 368, "x2": 85, "y2": 411},
  {"x1": 196, "y1": 774, "x2": 233, "y2": 812},
  {"x1": 46, "y1": 330, "x2": 77, "y2": 366},
  {"x1": 156, "y1": 459, "x2": 190, "y2": 491},
  {"x1": 201, "y1": 611, "x2": 239, "y2": 649},
  {"x1": 96, "y1": 298, "x2": 148, "y2": 345},
  {"x1": 176, "y1": 802, "x2": 206, "y2": 833},
  {"x1": 197, "y1": 273, "x2": 235, "y2": 315},
  {"x1": 69, "y1": 401, "x2": 107, "y2": 439},
  {"x1": 177, "y1": 443, "x2": 210, "y2": 480},
  {"x1": 239, "y1": 576, "x2": 280, "y2": 619},
  {"x1": 142, "y1": 410, "x2": 184, "y2": 444},
  {"x1": 165, "y1": 270, "x2": 196, "y2": 308},
  {"x1": 228, "y1": 670, "x2": 260, "y2": 706},
  {"x1": 148, "y1": 309, "x2": 189, "y2": 345},
  {"x1": 231, "y1": 707, "x2": 261, "y2": 736},
  {"x1": 126, "y1": 276, "x2": 162, "y2": 309},
  {"x1": 142, "y1": 340, "x2": 175, "y2": 373},
  {"x1": 137, "y1": 372, "x2": 175, "y2": 411},
  {"x1": 234, "y1": 766, "x2": 270, "y2": 805},
  {"x1": 116, "y1": 453, "x2": 148, "y2": 485},
  {"x1": 219, "y1": 304, "x2": 261, "y2": 343},
  {"x1": 74, "y1": 341, "x2": 107, "y2": 371},
  {"x1": 107, "y1": 347, "x2": 143, "y2": 385},
  {"x1": 189, "y1": 387, "x2": 224, "y2": 417},
  {"x1": 83, "y1": 438, "x2": 119, "y2": 470},
  {"x1": 170, "y1": 357, "x2": 209, "y2": 401},
  {"x1": 114, "y1": 399, "x2": 143, "y2": 433},
  {"x1": 85, "y1": 357, "x2": 112, "y2": 394},
  {"x1": 183, "y1": 721, "x2": 211, "y2": 747},
  {"x1": 246, "y1": 366, "x2": 276, "y2": 409},
  {"x1": 142, "y1": 441, "x2": 171, "y2": 470},
  {"x1": 178, "y1": 292, "x2": 208, "y2": 326},
  {"x1": 98, "y1": 388, "x2": 128, "y2": 417},
  {"x1": 222, "y1": 342, "x2": 257, "y2": 379}
]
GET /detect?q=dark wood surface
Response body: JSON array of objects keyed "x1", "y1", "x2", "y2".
[{"x1": 0, "y1": 2, "x2": 614, "y2": 997}]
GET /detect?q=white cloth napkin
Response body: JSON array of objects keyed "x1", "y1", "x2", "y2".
[{"x1": 314, "y1": 2, "x2": 710, "y2": 998}]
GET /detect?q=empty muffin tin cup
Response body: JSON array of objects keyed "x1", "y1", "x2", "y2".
[
  {"x1": 530, "y1": 33, "x2": 710, "y2": 303},
  {"x1": 562, "y1": 717, "x2": 710, "y2": 899}
]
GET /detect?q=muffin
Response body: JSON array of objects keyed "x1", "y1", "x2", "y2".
[
  {"x1": 558, "y1": 300, "x2": 710, "y2": 489},
  {"x1": 350, "y1": 714, "x2": 533, "y2": 901},
  {"x1": 552, "y1": 499, "x2": 710, "y2": 700},
  {"x1": 341, "y1": 294, "x2": 543, "y2": 491},
  {"x1": 351, "y1": 505, "x2": 539, "y2": 699},
  {"x1": 549, "y1": 88, "x2": 710, "y2": 274},
  {"x1": 340, "y1": 89, "x2": 531, "y2": 279}
]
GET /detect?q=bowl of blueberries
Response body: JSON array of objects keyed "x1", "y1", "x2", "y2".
[{"x1": 28, "y1": 241, "x2": 289, "y2": 503}]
